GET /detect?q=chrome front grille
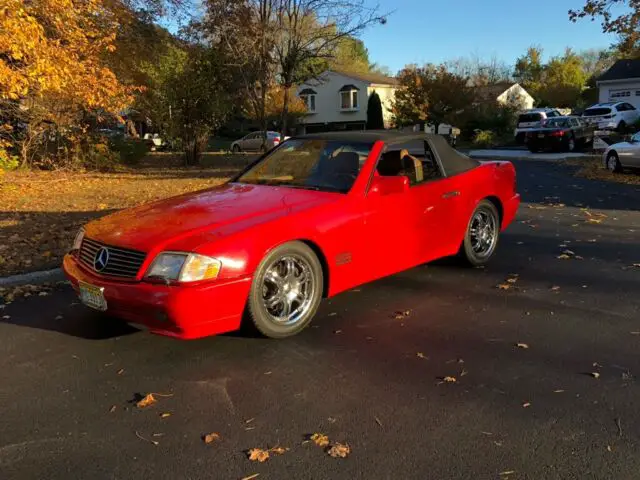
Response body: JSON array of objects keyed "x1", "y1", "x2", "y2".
[{"x1": 78, "y1": 237, "x2": 147, "y2": 279}]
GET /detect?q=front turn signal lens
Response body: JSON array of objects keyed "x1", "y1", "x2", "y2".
[{"x1": 179, "y1": 254, "x2": 221, "y2": 282}]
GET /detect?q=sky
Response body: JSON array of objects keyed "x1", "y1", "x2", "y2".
[{"x1": 359, "y1": 0, "x2": 619, "y2": 73}]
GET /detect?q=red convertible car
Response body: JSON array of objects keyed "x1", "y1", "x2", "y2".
[{"x1": 64, "y1": 132, "x2": 520, "y2": 339}]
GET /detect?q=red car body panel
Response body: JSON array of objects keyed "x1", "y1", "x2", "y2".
[{"x1": 63, "y1": 138, "x2": 520, "y2": 339}]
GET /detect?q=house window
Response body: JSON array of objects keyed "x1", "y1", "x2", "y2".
[
  {"x1": 339, "y1": 84, "x2": 360, "y2": 110},
  {"x1": 298, "y1": 88, "x2": 317, "y2": 113}
]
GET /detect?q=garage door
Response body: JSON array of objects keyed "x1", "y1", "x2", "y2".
[{"x1": 608, "y1": 88, "x2": 640, "y2": 109}]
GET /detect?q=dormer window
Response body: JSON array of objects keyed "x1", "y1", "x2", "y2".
[
  {"x1": 339, "y1": 84, "x2": 359, "y2": 111},
  {"x1": 299, "y1": 88, "x2": 317, "y2": 113}
]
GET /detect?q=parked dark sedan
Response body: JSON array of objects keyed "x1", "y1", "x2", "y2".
[{"x1": 525, "y1": 116, "x2": 595, "y2": 153}]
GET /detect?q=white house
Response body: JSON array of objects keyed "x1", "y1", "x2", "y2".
[
  {"x1": 475, "y1": 82, "x2": 535, "y2": 111},
  {"x1": 597, "y1": 59, "x2": 640, "y2": 109},
  {"x1": 296, "y1": 70, "x2": 397, "y2": 134}
]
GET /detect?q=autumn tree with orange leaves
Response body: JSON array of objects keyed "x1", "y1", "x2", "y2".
[{"x1": 0, "y1": 0, "x2": 138, "y2": 166}]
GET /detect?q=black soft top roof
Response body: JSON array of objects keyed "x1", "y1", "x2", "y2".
[{"x1": 295, "y1": 130, "x2": 480, "y2": 177}]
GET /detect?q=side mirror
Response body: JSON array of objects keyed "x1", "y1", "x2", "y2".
[{"x1": 369, "y1": 175, "x2": 410, "y2": 196}]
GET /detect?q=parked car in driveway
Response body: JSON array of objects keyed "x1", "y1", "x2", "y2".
[
  {"x1": 514, "y1": 108, "x2": 563, "y2": 144},
  {"x1": 63, "y1": 131, "x2": 520, "y2": 340},
  {"x1": 602, "y1": 131, "x2": 640, "y2": 172},
  {"x1": 231, "y1": 131, "x2": 281, "y2": 153},
  {"x1": 143, "y1": 133, "x2": 166, "y2": 151},
  {"x1": 582, "y1": 102, "x2": 640, "y2": 132},
  {"x1": 524, "y1": 116, "x2": 595, "y2": 153}
]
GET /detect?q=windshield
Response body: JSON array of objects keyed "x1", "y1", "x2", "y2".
[
  {"x1": 544, "y1": 118, "x2": 570, "y2": 128},
  {"x1": 583, "y1": 107, "x2": 611, "y2": 116},
  {"x1": 518, "y1": 113, "x2": 543, "y2": 123},
  {"x1": 236, "y1": 139, "x2": 373, "y2": 193}
]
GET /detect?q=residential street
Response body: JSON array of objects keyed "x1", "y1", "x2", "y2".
[{"x1": 1, "y1": 160, "x2": 639, "y2": 480}]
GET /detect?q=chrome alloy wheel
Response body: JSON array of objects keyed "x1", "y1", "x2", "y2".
[
  {"x1": 261, "y1": 255, "x2": 315, "y2": 326},
  {"x1": 469, "y1": 210, "x2": 498, "y2": 258}
]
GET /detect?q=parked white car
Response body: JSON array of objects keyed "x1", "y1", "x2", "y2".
[
  {"x1": 514, "y1": 108, "x2": 563, "y2": 143},
  {"x1": 602, "y1": 131, "x2": 640, "y2": 172},
  {"x1": 231, "y1": 131, "x2": 282, "y2": 153},
  {"x1": 582, "y1": 102, "x2": 640, "y2": 132}
]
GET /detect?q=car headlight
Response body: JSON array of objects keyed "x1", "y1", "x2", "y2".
[
  {"x1": 145, "y1": 252, "x2": 221, "y2": 282},
  {"x1": 72, "y1": 228, "x2": 85, "y2": 251}
]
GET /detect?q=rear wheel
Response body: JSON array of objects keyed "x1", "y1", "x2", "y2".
[
  {"x1": 246, "y1": 242, "x2": 323, "y2": 338},
  {"x1": 566, "y1": 135, "x2": 576, "y2": 152},
  {"x1": 459, "y1": 200, "x2": 500, "y2": 267},
  {"x1": 606, "y1": 151, "x2": 622, "y2": 173},
  {"x1": 232, "y1": 144, "x2": 241, "y2": 153}
]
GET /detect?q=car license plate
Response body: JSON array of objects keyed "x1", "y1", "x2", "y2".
[{"x1": 79, "y1": 281, "x2": 107, "y2": 311}]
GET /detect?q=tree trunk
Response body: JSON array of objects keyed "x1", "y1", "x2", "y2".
[{"x1": 280, "y1": 84, "x2": 291, "y2": 138}]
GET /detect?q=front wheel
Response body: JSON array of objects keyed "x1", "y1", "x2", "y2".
[
  {"x1": 459, "y1": 200, "x2": 500, "y2": 267},
  {"x1": 246, "y1": 242, "x2": 323, "y2": 338},
  {"x1": 232, "y1": 144, "x2": 241, "y2": 153},
  {"x1": 566, "y1": 136, "x2": 576, "y2": 152},
  {"x1": 606, "y1": 152, "x2": 622, "y2": 173}
]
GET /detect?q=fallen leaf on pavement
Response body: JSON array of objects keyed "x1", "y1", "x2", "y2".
[
  {"x1": 203, "y1": 432, "x2": 221, "y2": 444},
  {"x1": 591, "y1": 372, "x2": 600, "y2": 379},
  {"x1": 117, "y1": 368, "x2": 124, "y2": 375},
  {"x1": 557, "y1": 254, "x2": 571, "y2": 260},
  {"x1": 269, "y1": 446, "x2": 288, "y2": 455},
  {"x1": 248, "y1": 448, "x2": 269, "y2": 462},
  {"x1": 55, "y1": 315, "x2": 63, "y2": 320},
  {"x1": 160, "y1": 412, "x2": 171, "y2": 418},
  {"x1": 327, "y1": 443, "x2": 351, "y2": 458},
  {"x1": 135, "y1": 431, "x2": 159, "y2": 446},
  {"x1": 550, "y1": 286, "x2": 561, "y2": 291},
  {"x1": 497, "y1": 283, "x2": 512, "y2": 290},
  {"x1": 631, "y1": 331, "x2": 640, "y2": 335},
  {"x1": 375, "y1": 416, "x2": 383, "y2": 427},
  {"x1": 553, "y1": 389, "x2": 565, "y2": 393},
  {"x1": 136, "y1": 393, "x2": 157, "y2": 408},
  {"x1": 416, "y1": 352, "x2": 427, "y2": 359},
  {"x1": 522, "y1": 402, "x2": 531, "y2": 408},
  {"x1": 240, "y1": 474, "x2": 260, "y2": 480},
  {"x1": 516, "y1": 343, "x2": 529, "y2": 349},
  {"x1": 443, "y1": 376, "x2": 457, "y2": 383},
  {"x1": 586, "y1": 218, "x2": 603, "y2": 224},
  {"x1": 393, "y1": 310, "x2": 411, "y2": 319},
  {"x1": 499, "y1": 471, "x2": 516, "y2": 477},
  {"x1": 109, "y1": 405, "x2": 116, "y2": 413},
  {"x1": 310, "y1": 433, "x2": 330, "y2": 447}
]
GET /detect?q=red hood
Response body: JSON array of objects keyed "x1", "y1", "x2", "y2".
[{"x1": 85, "y1": 183, "x2": 338, "y2": 251}]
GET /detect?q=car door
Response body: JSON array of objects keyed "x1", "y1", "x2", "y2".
[
  {"x1": 625, "y1": 103, "x2": 639, "y2": 123},
  {"x1": 628, "y1": 132, "x2": 640, "y2": 167},
  {"x1": 363, "y1": 150, "x2": 430, "y2": 279}
]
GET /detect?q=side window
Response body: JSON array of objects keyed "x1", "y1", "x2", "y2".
[
  {"x1": 626, "y1": 103, "x2": 636, "y2": 110},
  {"x1": 616, "y1": 104, "x2": 626, "y2": 112},
  {"x1": 376, "y1": 140, "x2": 442, "y2": 186}
]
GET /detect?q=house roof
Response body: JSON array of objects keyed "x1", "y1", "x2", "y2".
[
  {"x1": 475, "y1": 82, "x2": 518, "y2": 99},
  {"x1": 331, "y1": 69, "x2": 398, "y2": 86},
  {"x1": 598, "y1": 59, "x2": 640, "y2": 82}
]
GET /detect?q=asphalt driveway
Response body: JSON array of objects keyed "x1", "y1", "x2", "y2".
[{"x1": 1, "y1": 160, "x2": 639, "y2": 480}]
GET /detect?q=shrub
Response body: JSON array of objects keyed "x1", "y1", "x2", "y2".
[
  {"x1": 108, "y1": 136, "x2": 149, "y2": 165},
  {"x1": 472, "y1": 130, "x2": 496, "y2": 148},
  {"x1": 75, "y1": 140, "x2": 120, "y2": 171}
]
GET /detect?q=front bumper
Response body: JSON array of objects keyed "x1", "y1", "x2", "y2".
[{"x1": 63, "y1": 254, "x2": 252, "y2": 339}]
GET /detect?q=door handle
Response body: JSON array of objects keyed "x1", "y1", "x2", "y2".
[{"x1": 442, "y1": 191, "x2": 460, "y2": 199}]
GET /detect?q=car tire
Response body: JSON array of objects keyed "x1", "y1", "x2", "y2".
[
  {"x1": 566, "y1": 135, "x2": 576, "y2": 152},
  {"x1": 606, "y1": 151, "x2": 622, "y2": 173},
  {"x1": 617, "y1": 121, "x2": 627, "y2": 133},
  {"x1": 232, "y1": 144, "x2": 241, "y2": 153},
  {"x1": 458, "y1": 200, "x2": 500, "y2": 267},
  {"x1": 260, "y1": 145, "x2": 267, "y2": 153},
  {"x1": 246, "y1": 241, "x2": 323, "y2": 339}
]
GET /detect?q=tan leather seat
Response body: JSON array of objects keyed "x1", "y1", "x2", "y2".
[{"x1": 400, "y1": 149, "x2": 423, "y2": 183}]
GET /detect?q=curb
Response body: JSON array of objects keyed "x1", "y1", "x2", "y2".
[{"x1": 0, "y1": 268, "x2": 65, "y2": 288}]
